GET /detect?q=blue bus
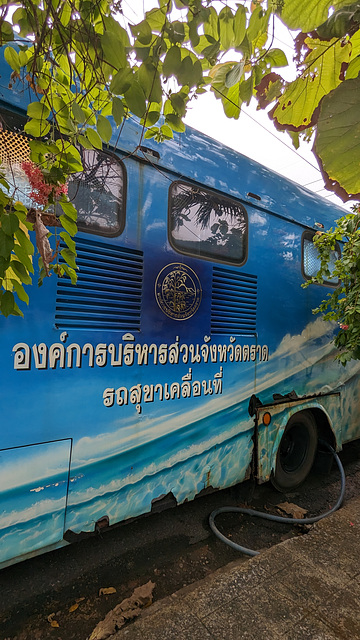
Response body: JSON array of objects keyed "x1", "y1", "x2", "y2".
[{"x1": 0, "y1": 70, "x2": 359, "y2": 570}]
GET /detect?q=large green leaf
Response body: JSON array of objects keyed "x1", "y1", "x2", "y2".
[
  {"x1": 279, "y1": 0, "x2": 351, "y2": 32},
  {"x1": 314, "y1": 76, "x2": 360, "y2": 200},
  {"x1": 270, "y1": 38, "x2": 351, "y2": 131},
  {"x1": 124, "y1": 82, "x2": 146, "y2": 118}
]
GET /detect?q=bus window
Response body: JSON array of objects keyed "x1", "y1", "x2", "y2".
[
  {"x1": 168, "y1": 181, "x2": 247, "y2": 265},
  {"x1": 0, "y1": 123, "x2": 125, "y2": 236},
  {"x1": 302, "y1": 230, "x2": 340, "y2": 286},
  {"x1": 66, "y1": 148, "x2": 125, "y2": 237}
]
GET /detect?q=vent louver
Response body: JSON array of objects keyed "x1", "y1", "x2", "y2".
[
  {"x1": 55, "y1": 237, "x2": 143, "y2": 331},
  {"x1": 211, "y1": 266, "x2": 257, "y2": 335}
]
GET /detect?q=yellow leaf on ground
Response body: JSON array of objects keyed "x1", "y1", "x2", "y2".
[{"x1": 99, "y1": 587, "x2": 117, "y2": 596}]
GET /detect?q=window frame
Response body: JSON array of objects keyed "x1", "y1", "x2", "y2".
[
  {"x1": 301, "y1": 230, "x2": 341, "y2": 288},
  {"x1": 168, "y1": 180, "x2": 248, "y2": 267}
]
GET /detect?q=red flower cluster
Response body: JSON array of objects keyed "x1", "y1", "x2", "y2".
[
  {"x1": 22, "y1": 161, "x2": 68, "y2": 206},
  {"x1": 340, "y1": 323, "x2": 349, "y2": 330}
]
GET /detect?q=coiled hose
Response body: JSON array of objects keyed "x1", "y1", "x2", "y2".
[{"x1": 209, "y1": 440, "x2": 345, "y2": 557}]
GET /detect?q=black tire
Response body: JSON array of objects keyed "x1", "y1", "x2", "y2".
[{"x1": 271, "y1": 411, "x2": 318, "y2": 492}]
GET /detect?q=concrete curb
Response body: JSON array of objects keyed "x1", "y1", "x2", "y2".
[{"x1": 111, "y1": 496, "x2": 360, "y2": 640}]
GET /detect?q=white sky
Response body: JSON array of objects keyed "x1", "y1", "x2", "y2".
[{"x1": 125, "y1": 0, "x2": 350, "y2": 212}]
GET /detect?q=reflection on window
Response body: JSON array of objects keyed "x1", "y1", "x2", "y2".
[
  {"x1": 169, "y1": 182, "x2": 247, "y2": 264},
  {"x1": 0, "y1": 128, "x2": 125, "y2": 236},
  {"x1": 303, "y1": 232, "x2": 340, "y2": 285},
  {"x1": 67, "y1": 148, "x2": 124, "y2": 236}
]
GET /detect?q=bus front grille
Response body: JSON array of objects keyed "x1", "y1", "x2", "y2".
[
  {"x1": 55, "y1": 237, "x2": 143, "y2": 331},
  {"x1": 211, "y1": 266, "x2": 257, "y2": 335}
]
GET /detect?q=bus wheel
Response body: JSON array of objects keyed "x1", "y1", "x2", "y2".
[{"x1": 271, "y1": 411, "x2": 317, "y2": 492}]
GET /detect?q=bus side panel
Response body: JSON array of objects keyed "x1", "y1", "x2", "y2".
[{"x1": 250, "y1": 205, "x2": 360, "y2": 447}]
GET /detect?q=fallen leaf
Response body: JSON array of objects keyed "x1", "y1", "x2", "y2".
[
  {"x1": 99, "y1": 587, "x2": 117, "y2": 596},
  {"x1": 69, "y1": 603, "x2": 79, "y2": 613},
  {"x1": 90, "y1": 581, "x2": 155, "y2": 640},
  {"x1": 47, "y1": 613, "x2": 60, "y2": 628},
  {"x1": 76, "y1": 597, "x2": 85, "y2": 603},
  {"x1": 276, "y1": 502, "x2": 307, "y2": 519}
]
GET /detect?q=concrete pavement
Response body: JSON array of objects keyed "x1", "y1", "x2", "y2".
[{"x1": 111, "y1": 496, "x2": 360, "y2": 640}]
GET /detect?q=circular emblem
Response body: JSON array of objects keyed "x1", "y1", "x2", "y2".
[{"x1": 155, "y1": 263, "x2": 202, "y2": 320}]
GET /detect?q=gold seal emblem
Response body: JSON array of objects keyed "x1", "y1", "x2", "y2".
[{"x1": 155, "y1": 263, "x2": 202, "y2": 320}]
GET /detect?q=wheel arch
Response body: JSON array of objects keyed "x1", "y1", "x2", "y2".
[{"x1": 256, "y1": 397, "x2": 341, "y2": 484}]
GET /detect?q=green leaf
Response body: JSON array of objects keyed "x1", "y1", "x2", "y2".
[
  {"x1": 77, "y1": 134, "x2": 94, "y2": 150},
  {"x1": 170, "y1": 92, "x2": 187, "y2": 116},
  {"x1": 247, "y1": 6, "x2": 270, "y2": 45},
  {"x1": 234, "y1": 5, "x2": 247, "y2": 48},
  {"x1": 1, "y1": 213, "x2": 19, "y2": 236},
  {"x1": 59, "y1": 231, "x2": 76, "y2": 253},
  {"x1": 61, "y1": 248, "x2": 77, "y2": 270},
  {"x1": 59, "y1": 199, "x2": 77, "y2": 221},
  {"x1": 225, "y1": 62, "x2": 244, "y2": 88},
  {"x1": 11, "y1": 279, "x2": 29, "y2": 304},
  {"x1": 4, "y1": 46, "x2": 20, "y2": 73},
  {"x1": 165, "y1": 113, "x2": 186, "y2": 132},
  {"x1": 102, "y1": 16, "x2": 130, "y2": 47},
  {"x1": 110, "y1": 68, "x2": 133, "y2": 95},
  {"x1": 131, "y1": 20, "x2": 152, "y2": 45},
  {"x1": 346, "y1": 56, "x2": 360, "y2": 79},
  {"x1": 72, "y1": 101, "x2": 86, "y2": 123},
  {"x1": 222, "y1": 82, "x2": 242, "y2": 119},
  {"x1": 97, "y1": 115, "x2": 112, "y2": 143},
  {"x1": 10, "y1": 259, "x2": 32, "y2": 284},
  {"x1": 146, "y1": 7, "x2": 167, "y2": 32},
  {"x1": 143, "y1": 109, "x2": 160, "y2": 127},
  {"x1": 270, "y1": 38, "x2": 351, "y2": 130},
  {"x1": 0, "y1": 229, "x2": 14, "y2": 257},
  {"x1": 0, "y1": 290, "x2": 15, "y2": 316},
  {"x1": 279, "y1": 0, "x2": 351, "y2": 32},
  {"x1": 61, "y1": 263, "x2": 77, "y2": 284},
  {"x1": 316, "y1": 2, "x2": 360, "y2": 38},
  {"x1": 24, "y1": 118, "x2": 51, "y2": 137},
  {"x1": 101, "y1": 32, "x2": 126, "y2": 71},
  {"x1": 219, "y1": 6, "x2": 235, "y2": 51},
  {"x1": 138, "y1": 63, "x2": 162, "y2": 102},
  {"x1": 1, "y1": 20, "x2": 14, "y2": 43},
  {"x1": 112, "y1": 97, "x2": 124, "y2": 125},
  {"x1": 27, "y1": 101, "x2": 50, "y2": 119},
  {"x1": 86, "y1": 127, "x2": 103, "y2": 149},
  {"x1": 60, "y1": 214, "x2": 78, "y2": 236},
  {"x1": 264, "y1": 48, "x2": 288, "y2": 68},
  {"x1": 163, "y1": 46, "x2": 182, "y2": 77},
  {"x1": 314, "y1": 75, "x2": 360, "y2": 199},
  {"x1": 13, "y1": 243, "x2": 34, "y2": 274},
  {"x1": 144, "y1": 126, "x2": 160, "y2": 140},
  {"x1": 14, "y1": 228, "x2": 34, "y2": 255},
  {"x1": 124, "y1": 82, "x2": 146, "y2": 118},
  {"x1": 160, "y1": 124, "x2": 173, "y2": 139}
]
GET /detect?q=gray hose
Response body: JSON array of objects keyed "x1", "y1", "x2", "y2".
[{"x1": 209, "y1": 440, "x2": 346, "y2": 557}]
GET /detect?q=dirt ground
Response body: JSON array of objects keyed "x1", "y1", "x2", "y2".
[{"x1": 1, "y1": 440, "x2": 360, "y2": 640}]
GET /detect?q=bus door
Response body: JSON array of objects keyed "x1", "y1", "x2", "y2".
[{"x1": 0, "y1": 439, "x2": 71, "y2": 567}]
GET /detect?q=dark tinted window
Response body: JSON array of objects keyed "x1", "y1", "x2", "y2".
[
  {"x1": 67, "y1": 148, "x2": 125, "y2": 236},
  {"x1": 169, "y1": 181, "x2": 247, "y2": 265}
]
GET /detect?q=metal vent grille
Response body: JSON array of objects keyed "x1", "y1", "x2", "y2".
[
  {"x1": 211, "y1": 266, "x2": 257, "y2": 335},
  {"x1": 55, "y1": 237, "x2": 143, "y2": 331}
]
